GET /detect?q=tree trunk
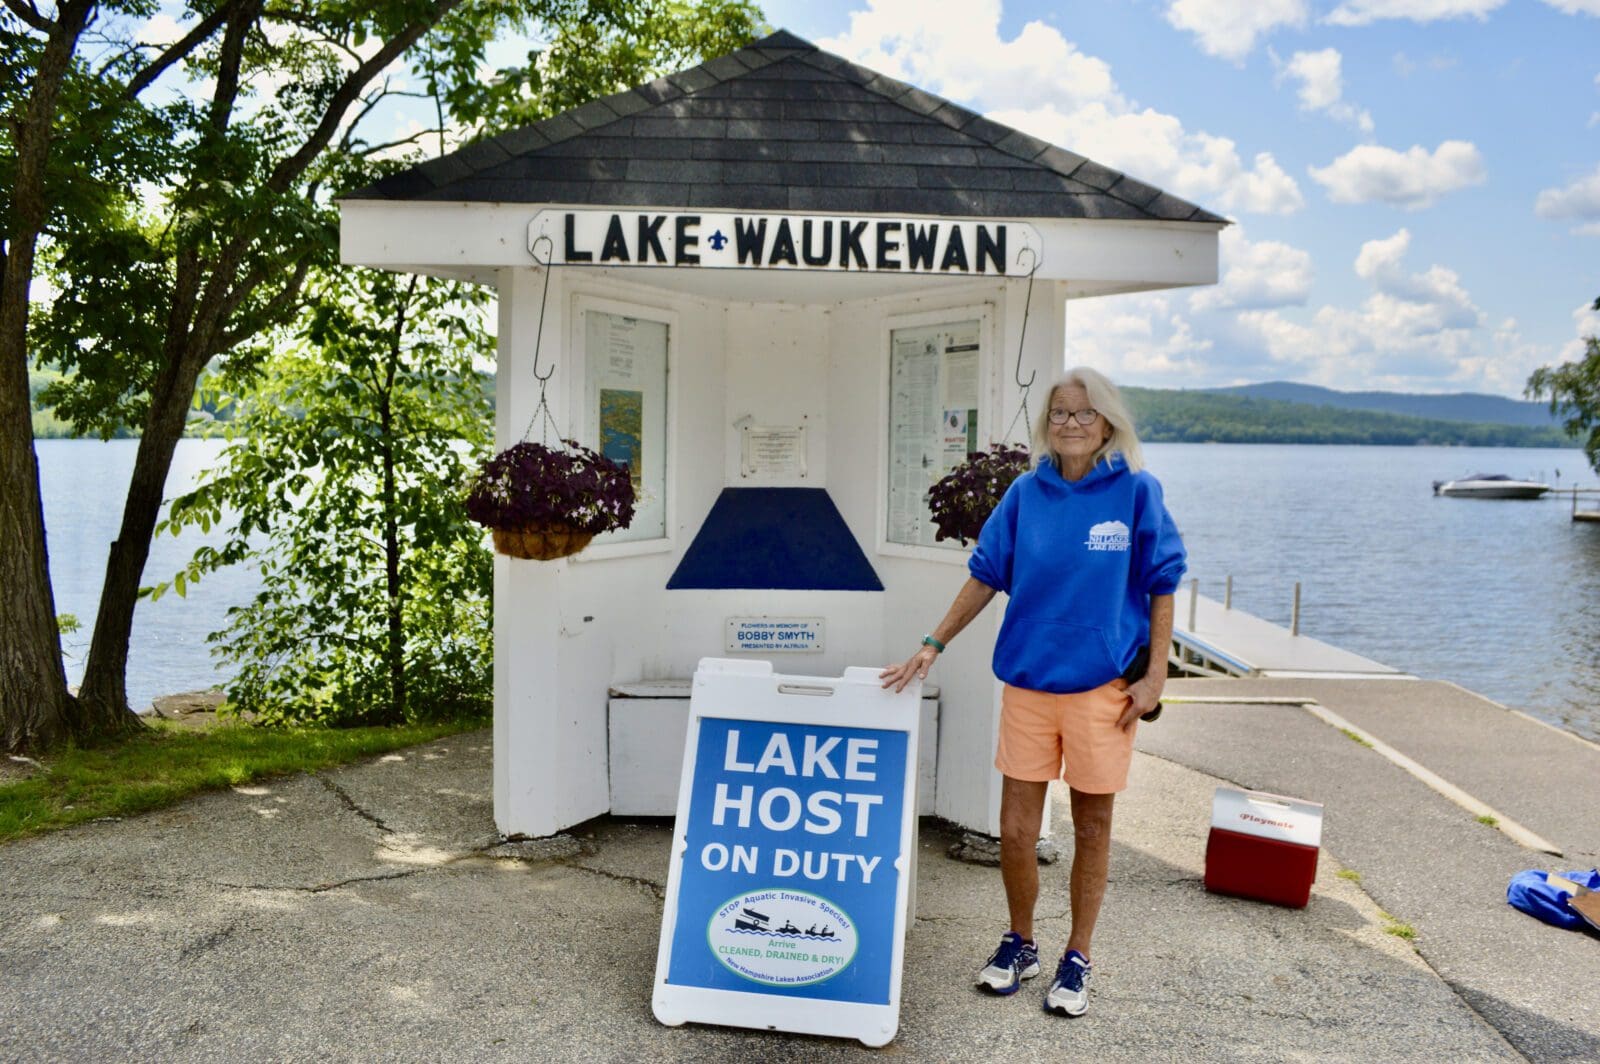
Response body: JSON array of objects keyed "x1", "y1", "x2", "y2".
[
  {"x1": 0, "y1": 1, "x2": 97, "y2": 753},
  {"x1": 75, "y1": 360, "x2": 202, "y2": 724}
]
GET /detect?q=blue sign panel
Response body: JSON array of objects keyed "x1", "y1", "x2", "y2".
[{"x1": 665, "y1": 716, "x2": 908, "y2": 1004}]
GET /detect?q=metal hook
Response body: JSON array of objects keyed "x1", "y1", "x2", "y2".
[
  {"x1": 1012, "y1": 244, "x2": 1040, "y2": 392},
  {"x1": 529, "y1": 233, "x2": 556, "y2": 383}
]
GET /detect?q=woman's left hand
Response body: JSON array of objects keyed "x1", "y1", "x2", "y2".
[{"x1": 1117, "y1": 676, "x2": 1163, "y2": 731}]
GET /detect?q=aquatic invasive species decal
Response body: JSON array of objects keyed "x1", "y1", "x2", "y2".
[{"x1": 709, "y1": 890, "x2": 859, "y2": 986}]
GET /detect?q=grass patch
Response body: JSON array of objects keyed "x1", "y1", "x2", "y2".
[
  {"x1": 1476, "y1": 814, "x2": 1499, "y2": 826},
  {"x1": 1376, "y1": 909, "x2": 1418, "y2": 940},
  {"x1": 1340, "y1": 728, "x2": 1374, "y2": 748},
  {"x1": 0, "y1": 716, "x2": 487, "y2": 844},
  {"x1": 1336, "y1": 868, "x2": 1362, "y2": 882}
]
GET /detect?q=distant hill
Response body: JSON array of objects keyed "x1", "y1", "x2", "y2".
[
  {"x1": 1206, "y1": 381, "x2": 1558, "y2": 428},
  {"x1": 1123, "y1": 386, "x2": 1575, "y2": 448}
]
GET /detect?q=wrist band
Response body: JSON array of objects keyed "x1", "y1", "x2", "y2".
[{"x1": 921, "y1": 634, "x2": 946, "y2": 653}]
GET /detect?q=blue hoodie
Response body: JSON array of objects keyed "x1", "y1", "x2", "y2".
[{"x1": 968, "y1": 454, "x2": 1187, "y2": 694}]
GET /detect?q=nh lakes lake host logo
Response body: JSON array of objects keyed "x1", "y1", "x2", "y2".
[
  {"x1": 709, "y1": 889, "x2": 859, "y2": 987},
  {"x1": 1086, "y1": 520, "x2": 1131, "y2": 552}
]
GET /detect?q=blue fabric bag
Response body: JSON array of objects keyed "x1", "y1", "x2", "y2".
[{"x1": 1506, "y1": 868, "x2": 1600, "y2": 930}]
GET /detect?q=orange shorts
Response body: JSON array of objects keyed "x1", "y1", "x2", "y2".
[{"x1": 995, "y1": 680, "x2": 1137, "y2": 794}]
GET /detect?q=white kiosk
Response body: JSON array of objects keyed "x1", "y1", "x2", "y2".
[{"x1": 338, "y1": 29, "x2": 1222, "y2": 840}]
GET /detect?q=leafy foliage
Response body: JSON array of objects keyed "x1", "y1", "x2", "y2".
[
  {"x1": 466, "y1": 441, "x2": 635, "y2": 534},
  {"x1": 157, "y1": 270, "x2": 494, "y2": 728},
  {"x1": 1526, "y1": 326, "x2": 1600, "y2": 477},
  {"x1": 3, "y1": 0, "x2": 762, "y2": 739},
  {"x1": 926, "y1": 444, "x2": 1032, "y2": 545}
]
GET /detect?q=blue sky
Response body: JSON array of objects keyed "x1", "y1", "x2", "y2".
[{"x1": 755, "y1": 0, "x2": 1600, "y2": 396}]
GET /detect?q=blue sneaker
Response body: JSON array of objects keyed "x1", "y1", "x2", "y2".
[
  {"x1": 1044, "y1": 950, "x2": 1092, "y2": 1016},
  {"x1": 974, "y1": 931, "x2": 1040, "y2": 994}
]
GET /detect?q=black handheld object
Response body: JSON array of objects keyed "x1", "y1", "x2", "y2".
[{"x1": 1120, "y1": 645, "x2": 1163, "y2": 723}]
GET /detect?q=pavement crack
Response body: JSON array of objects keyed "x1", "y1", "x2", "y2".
[
  {"x1": 211, "y1": 869, "x2": 430, "y2": 894},
  {"x1": 315, "y1": 776, "x2": 394, "y2": 836},
  {"x1": 562, "y1": 861, "x2": 665, "y2": 901}
]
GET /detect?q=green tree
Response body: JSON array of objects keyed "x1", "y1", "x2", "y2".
[
  {"x1": 1, "y1": 1, "x2": 762, "y2": 751},
  {"x1": 1525, "y1": 298, "x2": 1600, "y2": 476},
  {"x1": 161, "y1": 270, "x2": 493, "y2": 726}
]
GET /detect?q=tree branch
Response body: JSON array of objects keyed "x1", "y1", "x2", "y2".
[
  {"x1": 124, "y1": 3, "x2": 233, "y2": 100},
  {"x1": 207, "y1": 0, "x2": 259, "y2": 136},
  {"x1": 267, "y1": 0, "x2": 464, "y2": 195},
  {"x1": 3, "y1": 0, "x2": 52, "y2": 34}
]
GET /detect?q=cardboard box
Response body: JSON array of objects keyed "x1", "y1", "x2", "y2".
[
  {"x1": 1571, "y1": 890, "x2": 1600, "y2": 933},
  {"x1": 1204, "y1": 787, "x2": 1323, "y2": 909}
]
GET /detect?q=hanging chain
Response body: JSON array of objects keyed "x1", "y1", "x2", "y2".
[
  {"x1": 521, "y1": 233, "x2": 562, "y2": 445},
  {"x1": 1003, "y1": 244, "x2": 1041, "y2": 447}
]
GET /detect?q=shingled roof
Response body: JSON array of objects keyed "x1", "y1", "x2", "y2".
[{"x1": 346, "y1": 29, "x2": 1225, "y2": 225}]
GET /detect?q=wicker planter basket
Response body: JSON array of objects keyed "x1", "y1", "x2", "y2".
[{"x1": 491, "y1": 523, "x2": 594, "y2": 561}]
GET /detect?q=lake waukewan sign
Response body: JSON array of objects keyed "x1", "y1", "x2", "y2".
[
  {"x1": 531, "y1": 210, "x2": 1042, "y2": 275},
  {"x1": 653, "y1": 659, "x2": 921, "y2": 1047}
]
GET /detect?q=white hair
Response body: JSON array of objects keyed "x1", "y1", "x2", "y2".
[{"x1": 1031, "y1": 366, "x2": 1145, "y2": 474}]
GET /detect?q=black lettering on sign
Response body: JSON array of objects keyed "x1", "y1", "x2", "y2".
[
  {"x1": 976, "y1": 225, "x2": 1006, "y2": 274},
  {"x1": 875, "y1": 221, "x2": 902, "y2": 270},
  {"x1": 839, "y1": 220, "x2": 868, "y2": 269},
  {"x1": 769, "y1": 219, "x2": 798, "y2": 266},
  {"x1": 801, "y1": 220, "x2": 832, "y2": 266},
  {"x1": 734, "y1": 217, "x2": 767, "y2": 264},
  {"x1": 675, "y1": 215, "x2": 701, "y2": 265},
  {"x1": 940, "y1": 226, "x2": 969, "y2": 272},
  {"x1": 564, "y1": 213, "x2": 592, "y2": 262},
  {"x1": 600, "y1": 214, "x2": 630, "y2": 263},
  {"x1": 905, "y1": 223, "x2": 939, "y2": 270},
  {"x1": 637, "y1": 215, "x2": 667, "y2": 263}
]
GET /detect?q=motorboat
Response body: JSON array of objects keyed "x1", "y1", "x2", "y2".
[{"x1": 1432, "y1": 473, "x2": 1551, "y2": 499}]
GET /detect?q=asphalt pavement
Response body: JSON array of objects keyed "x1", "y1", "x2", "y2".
[{"x1": 1, "y1": 678, "x2": 1595, "y2": 1062}]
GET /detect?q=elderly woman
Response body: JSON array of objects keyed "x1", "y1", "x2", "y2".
[{"x1": 882, "y1": 366, "x2": 1186, "y2": 1018}]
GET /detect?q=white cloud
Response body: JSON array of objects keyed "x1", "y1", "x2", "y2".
[
  {"x1": 1164, "y1": 0, "x2": 1309, "y2": 62},
  {"x1": 1308, "y1": 140, "x2": 1485, "y2": 208},
  {"x1": 1542, "y1": 0, "x2": 1600, "y2": 14},
  {"x1": 821, "y1": 0, "x2": 1303, "y2": 218},
  {"x1": 1559, "y1": 302, "x2": 1600, "y2": 362},
  {"x1": 1276, "y1": 48, "x2": 1374, "y2": 132},
  {"x1": 993, "y1": 103, "x2": 1304, "y2": 215},
  {"x1": 135, "y1": 14, "x2": 185, "y2": 47},
  {"x1": 1065, "y1": 292, "x2": 1216, "y2": 380},
  {"x1": 1535, "y1": 164, "x2": 1600, "y2": 234},
  {"x1": 1231, "y1": 230, "x2": 1503, "y2": 389},
  {"x1": 823, "y1": 0, "x2": 1120, "y2": 113},
  {"x1": 1190, "y1": 227, "x2": 1315, "y2": 311},
  {"x1": 1326, "y1": 0, "x2": 1504, "y2": 27}
]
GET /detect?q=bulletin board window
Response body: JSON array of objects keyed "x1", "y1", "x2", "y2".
[
  {"x1": 884, "y1": 316, "x2": 985, "y2": 551},
  {"x1": 583, "y1": 307, "x2": 669, "y2": 545}
]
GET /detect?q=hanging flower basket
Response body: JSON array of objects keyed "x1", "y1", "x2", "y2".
[
  {"x1": 926, "y1": 443, "x2": 1032, "y2": 545},
  {"x1": 465, "y1": 441, "x2": 635, "y2": 560}
]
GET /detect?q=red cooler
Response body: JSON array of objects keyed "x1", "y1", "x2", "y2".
[{"x1": 1204, "y1": 787, "x2": 1323, "y2": 909}]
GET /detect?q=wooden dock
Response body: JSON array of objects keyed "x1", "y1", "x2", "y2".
[{"x1": 1170, "y1": 591, "x2": 1405, "y2": 679}]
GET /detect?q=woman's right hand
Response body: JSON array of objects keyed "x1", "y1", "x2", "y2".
[{"x1": 880, "y1": 645, "x2": 939, "y2": 692}]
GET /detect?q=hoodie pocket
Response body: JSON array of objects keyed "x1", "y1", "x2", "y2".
[{"x1": 1030, "y1": 620, "x2": 1119, "y2": 684}]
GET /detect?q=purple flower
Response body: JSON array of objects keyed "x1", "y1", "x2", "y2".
[
  {"x1": 926, "y1": 443, "x2": 1030, "y2": 545},
  {"x1": 465, "y1": 440, "x2": 636, "y2": 535}
]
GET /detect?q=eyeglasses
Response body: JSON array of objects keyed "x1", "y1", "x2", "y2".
[{"x1": 1048, "y1": 408, "x2": 1101, "y2": 427}]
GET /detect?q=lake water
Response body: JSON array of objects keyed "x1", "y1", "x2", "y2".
[{"x1": 35, "y1": 439, "x2": 1600, "y2": 741}]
